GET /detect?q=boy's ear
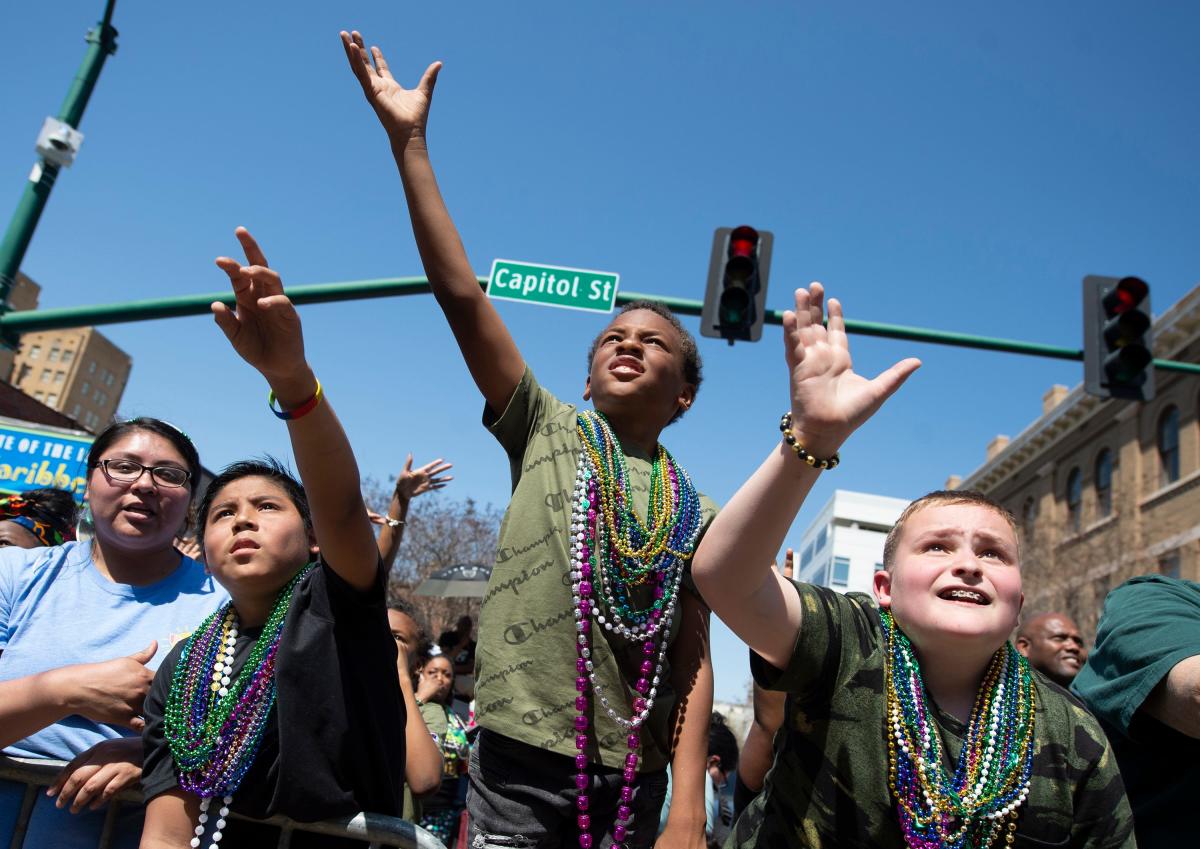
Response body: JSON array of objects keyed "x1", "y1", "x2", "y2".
[
  {"x1": 308, "y1": 527, "x2": 319, "y2": 556},
  {"x1": 873, "y1": 568, "x2": 893, "y2": 609},
  {"x1": 582, "y1": 375, "x2": 592, "y2": 402},
  {"x1": 675, "y1": 383, "x2": 696, "y2": 416}
]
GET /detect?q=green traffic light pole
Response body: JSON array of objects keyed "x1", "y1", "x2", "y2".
[
  {"x1": 0, "y1": 0, "x2": 119, "y2": 310},
  {"x1": 0, "y1": 276, "x2": 1196, "y2": 374}
]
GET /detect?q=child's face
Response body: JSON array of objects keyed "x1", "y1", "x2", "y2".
[
  {"x1": 873, "y1": 502, "x2": 1023, "y2": 654},
  {"x1": 583, "y1": 309, "x2": 694, "y2": 427},
  {"x1": 202, "y1": 475, "x2": 315, "y2": 596}
]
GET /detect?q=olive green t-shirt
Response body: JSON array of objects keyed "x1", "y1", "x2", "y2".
[
  {"x1": 477, "y1": 368, "x2": 717, "y2": 771},
  {"x1": 729, "y1": 582, "x2": 1135, "y2": 849}
]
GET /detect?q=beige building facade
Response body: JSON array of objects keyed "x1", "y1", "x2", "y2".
[
  {"x1": 954, "y1": 286, "x2": 1200, "y2": 638},
  {"x1": 0, "y1": 273, "x2": 42, "y2": 379},
  {"x1": 8, "y1": 327, "x2": 131, "y2": 433}
]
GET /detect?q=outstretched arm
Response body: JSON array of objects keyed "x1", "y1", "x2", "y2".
[
  {"x1": 341, "y1": 31, "x2": 524, "y2": 415},
  {"x1": 213, "y1": 228, "x2": 378, "y2": 591},
  {"x1": 373, "y1": 454, "x2": 452, "y2": 569},
  {"x1": 691, "y1": 284, "x2": 919, "y2": 669}
]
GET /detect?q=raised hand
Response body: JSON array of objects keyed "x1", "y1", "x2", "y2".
[
  {"x1": 782, "y1": 547, "x2": 795, "y2": 580},
  {"x1": 783, "y1": 284, "x2": 921, "y2": 458},
  {"x1": 395, "y1": 455, "x2": 453, "y2": 503},
  {"x1": 340, "y1": 30, "x2": 441, "y2": 146},
  {"x1": 212, "y1": 228, "x2": 307, "y2": 385}
]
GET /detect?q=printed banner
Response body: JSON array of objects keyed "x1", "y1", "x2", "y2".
[{"x1": 0, "y1": 419, "x2": 93, "y2": 502}]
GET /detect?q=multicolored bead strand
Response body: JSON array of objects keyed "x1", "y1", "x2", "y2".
[
  {"x1": 881, "y1": 610, "x2": 1036, "y2": 849},
  {"x1": 163, "y1": 564, "x2": 314, "y2": 849},
  {"x1": 571, "y1": 412, "x2": 701, "y2": 849}
]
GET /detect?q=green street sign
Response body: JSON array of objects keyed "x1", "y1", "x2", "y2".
[{"x1": 487, "y1": 259, "x2": 619, "y2": 314}]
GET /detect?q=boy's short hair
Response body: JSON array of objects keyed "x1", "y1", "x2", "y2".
[
  {"x1": 708, "y1": 711, "x2": 740, "y2": 773},
  {"x1": 197, "y1": 457, "x2": 312, "y2": 555},
  {"x1": 881, "y1": 490, "x2": 1019, "y2": 571},
  {"x1": 586, "y1": 300, "x2": 703, "y2": 424}
]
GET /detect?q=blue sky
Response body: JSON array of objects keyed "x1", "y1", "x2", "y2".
[{"x1": 3, "y1": 1, "x2": 1198, "y2": 701}]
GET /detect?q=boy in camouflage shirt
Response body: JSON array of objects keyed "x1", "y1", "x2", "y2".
[{"x1": 693, "y1": 285, "x2": 1134, "y2": 849}]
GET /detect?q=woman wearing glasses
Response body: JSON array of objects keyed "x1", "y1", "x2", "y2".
[{"x1": 0, "y1": 417, "x2": 226, "y2": 849}]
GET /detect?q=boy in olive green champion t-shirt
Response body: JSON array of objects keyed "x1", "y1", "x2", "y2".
[
  {"x1": 342, "y1": 32, "x2": 719, "y2": 849},
  {"x1": 693, "y1": 285, "x2": 1135, "y2": 849}
]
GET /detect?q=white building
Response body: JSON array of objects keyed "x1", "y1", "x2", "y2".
[{"x1": 795, "y1": 490, "x2": 911, "y2": 595}]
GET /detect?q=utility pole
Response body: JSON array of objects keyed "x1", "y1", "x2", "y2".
[{"x1": 0, "y1": 0, "x2": 118, "y2": 311}]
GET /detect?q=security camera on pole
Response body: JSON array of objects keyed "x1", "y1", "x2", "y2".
[{"x1": 0, "y1": 0, "x2": 119, "y2": 323}]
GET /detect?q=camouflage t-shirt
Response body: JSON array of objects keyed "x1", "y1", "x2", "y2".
[
  {"x1": 729, "y1": 582, "x2": 1135, "y2": 849},
  {"x1": 476, "y1": 368, "x2": 718, "y2": 771}
]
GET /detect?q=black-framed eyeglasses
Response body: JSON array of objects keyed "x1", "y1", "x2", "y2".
[{"x1": 97, "y1": 458, "x2": 191, "y2": 488}]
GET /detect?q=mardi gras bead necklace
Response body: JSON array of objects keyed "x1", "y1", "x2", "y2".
[
  {"x1": 881, "y1": 610, "x2": 1036, "y2": 849},
  {"x1": 164, "y1": 563, "x2": 314, "y2": 849},
  {"x1": 570, "y1": 411, "x2": 702, "y2": 849}
]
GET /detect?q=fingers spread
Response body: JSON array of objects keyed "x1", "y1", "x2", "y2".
[
  {"x1": 341, "y1": 31, "x2": 373, "y2": 87},
  {"x1": 211, "y1": 302, "x2": 240, "y2": 341},
  {"x1": 235, "y1": 227, "x2": 269, "y2": 268},
  {"x1": 871, "y1": 358, "x2": 922, "y2": 407},
  {"x1": 419, "y1": 61, "x2": 443, "y2": 98},
  {"x1": 826, "y1": 298, "x2": 848, "y2": 349},
  {"x1": 370, "y1": 46, "x2": 393, "y2": 80}
]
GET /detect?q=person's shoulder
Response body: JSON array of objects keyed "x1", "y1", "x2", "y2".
[
  {"x1": 1033, "y1": 671, "x2": 1111, "y2": 754},
  {"x1": 0, "y1": 540, "x2": 86, "y2": 587}
]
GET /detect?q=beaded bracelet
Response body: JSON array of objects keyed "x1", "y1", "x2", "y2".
[
  {"x1": 779, "y1": 412, "x2": 840, "y2": 470},
  {"x1": 268, "y1": 380, "x2": 323, "y2": 420}
]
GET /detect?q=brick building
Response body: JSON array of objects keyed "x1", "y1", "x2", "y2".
[{"x1": 952, "y1": 286, "x2": 1200, "y2": 637}]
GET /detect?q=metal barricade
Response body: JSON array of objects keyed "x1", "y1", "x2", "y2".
[{"x1": 0, "y1": 756, "x2": 448, "y2": 849}]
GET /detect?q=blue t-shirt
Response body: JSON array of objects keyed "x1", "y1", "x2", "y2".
[{"x1": 0, "y1": 540, "x2": 227, "y2": 849}]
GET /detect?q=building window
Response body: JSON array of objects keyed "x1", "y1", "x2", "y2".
[
  {"x1": 53, "y1": 370, "x2": 64, "y2": 384},
  {"x1": 832, "y1": 556, "x2": 850, "y2": 587},
  {"x1": 105, "y1": 371, "x2": 114, "y2": 386},
  {"x1": 61, "y1": 349, "x2": 74, "y2": 364},
  {"x1": 1066, "y1": 467, "x2": 1082, "y2": 534},
  {"x1": 93, "y1": 389, "x2": 102, "y2": 403},
  {"x1": 1158, "y1": 406, "x2": 1180, "y2": 487},
  {"x1": 48, "y1": 347, "x2": 59, "y2": 362},
  {"x1": 28, "y1": 345, "x2": 40, "y2": 360},
  {"x1": 46, "y1": 393, "x2": 58, "y2": 406},
  {"x1": 800, "y1": 543, "x2": 814, "y2": 569},
  {"x1": 1159, "y1": 551, "x2": 1181, "y2": 579},
  {"x1": 40, "y1": 368, "x2": 51, "y2": 382},
  {"x1": 88, "y1": 361, "x2": 96, "y2": 374},
  {"x1": 34, "y1": 391, "x2": 44, "y2": 401},
  {"x1": 816, "y1": 525, "x2": 828, "y2": 552},
  {"x1": 17, "y1": 364, "x2": 31, "y2": 382},
  {"x1": 71, "y1": 404, "x2": 81, "y2": 419},
  {"x1": 1021, "y1": 497, "x2": 1037, "y2": 541},
  {"x1": 1095, "y1": 449, "x2": 1114, "y2": 518},
  {"x1": 81, "y1": 381, "x2": 89, "y2": 395}
]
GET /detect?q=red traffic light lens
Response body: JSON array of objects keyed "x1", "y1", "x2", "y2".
[
  {"x1": 1102, "y1": 276, "x2": 1149, "y2": 316},
  {"x1": 729, "y1": 226, "x2": 759, "y2": 259}
]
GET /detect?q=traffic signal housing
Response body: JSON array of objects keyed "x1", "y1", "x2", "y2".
[
  {"x1": 1083, "y1": 275, "x2": 1155, "y2": 402},
  {"x1": 700, "y1": 226, "x2": 773, "y2": 344}
]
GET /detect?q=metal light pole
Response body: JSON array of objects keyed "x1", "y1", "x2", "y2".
[{"x1": 0, "y1": 0, "x2": 118, "y2": 310}]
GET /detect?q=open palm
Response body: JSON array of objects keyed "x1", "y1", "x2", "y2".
[
  {"x1": 341, "y1": 31, "x2": 441, "y2": 144},
  {"x1": 784, "y1": 284, "x2": 920, "y2": 456}
]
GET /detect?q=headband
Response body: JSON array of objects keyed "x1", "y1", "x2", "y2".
[{"x1": 0, "y1": 495, "x2": 75, "y2": 546}]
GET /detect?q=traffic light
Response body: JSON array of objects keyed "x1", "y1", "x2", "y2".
[
  {"x1": 1083, "y1": 275, "x2": 1154, "y2": 401},
  {"x1": 700, "y1": 226, "x2": 773, "y2": 344}
]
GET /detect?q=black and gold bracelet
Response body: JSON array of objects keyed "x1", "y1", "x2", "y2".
[{"x1": 779, "y1": 412, "x2": 840, "y2": 471}]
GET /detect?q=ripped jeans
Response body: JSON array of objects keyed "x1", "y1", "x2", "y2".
[{"x1": 467, "y1": 730, "x2": 668, "y2": 849}]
